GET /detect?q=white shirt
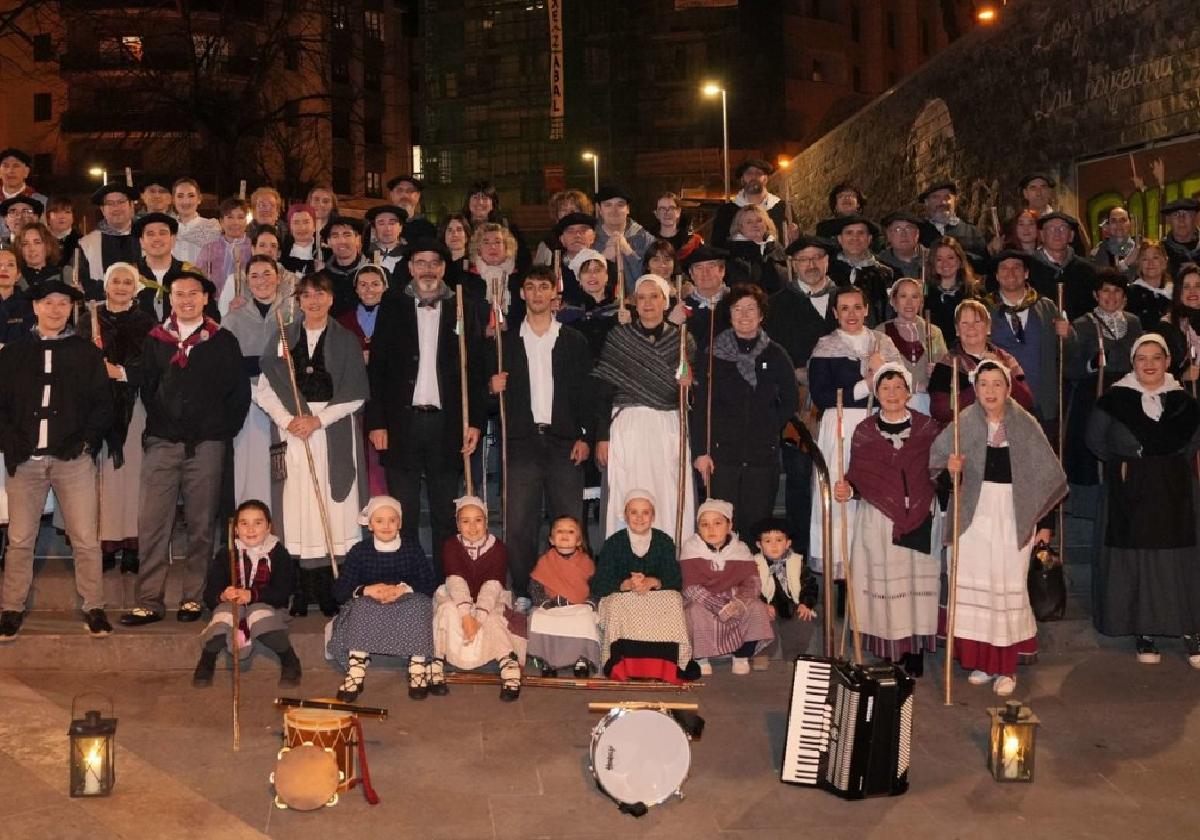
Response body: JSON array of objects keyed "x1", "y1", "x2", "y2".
[
  {"x1": 520, "y1": 318, "x2": 560, "y2": 425},
  {"x1": 412, "y1": 299, "x2": 442, "y2": 407}
]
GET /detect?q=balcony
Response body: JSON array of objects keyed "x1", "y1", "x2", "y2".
[{"x1": 60, "y1": 107, "x2": 194, "y2": 134}]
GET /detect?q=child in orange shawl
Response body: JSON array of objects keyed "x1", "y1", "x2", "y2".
[{"x1": 526, "y1": 516, "x2": 602, "y2": 678}]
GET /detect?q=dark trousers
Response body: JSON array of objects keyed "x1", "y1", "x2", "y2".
[
  {"x1": 710, "y1": 460, "x2": 779, "y2": 538},
  {"x1": 506, "y1": 433, "x2": 585, "y2": 598},
  {"x1": 384, "y1": 411, "x2": 461, "y2": 579},
  {"x1": 781, "y1": 443, "x2": 813, "y2": 553}
]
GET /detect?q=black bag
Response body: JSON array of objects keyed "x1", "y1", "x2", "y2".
[
  {"x1": 1027, "y1": 541, "x2": 1066, "y2": 622},
  {"x1": 269, "y1": 440, "x2": 288, "y2": 482}
]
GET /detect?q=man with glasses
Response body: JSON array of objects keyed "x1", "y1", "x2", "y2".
[
  {"x1": 0, "y1": 148, "x2": 47, "y2": 241},
  {"x1": 0, "y1": 196, "x2": 43, "y2": 245},
  {"x1": 365, "y1": 240, "x2": 486, "y2": 575},
  {"x1": 1160, "y1": 197, "x2": 1200, "y2": 279},
  {"x1": 78, "y1": 184, "x2": 139, "y2": 291}
]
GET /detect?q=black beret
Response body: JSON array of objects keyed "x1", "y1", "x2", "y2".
[
  {"x1": 594, "y1": 184, "x2": 632, "y2": 205},
  {"x1": 1035, "y1": 211, "x2": 1080, "y2": 230},
  {"x1": 90, "y1": 184, "x2": 138, "y2": 206},
  {"x1": 1018, "y1": 172, "x2": 1056, "y2": 190},
  {"x1": 917, "y1": 180, "x2": 957, "y2": 202},
  {"x1": 785, "y1": 235, "x2": 838, "y2": 257},
  {"x1": 992, "y1": 249, "x2": 1035, "y2": 270},
  {"x1": 1161, "y1": 198, "x2": 1200, "y2": 215},
  {"x1": 552, "y1": 211, "x2": 597, "y2": 237},
  {"x1": 682, "y1": 244, "x2": 730, "y2": 269},
  {"x1": 746, "y1": 516, "x2": 792, "y2": 546},
  {"x1": 403, "y1": 238, "x2": 452, "y2": 262},
  {"x1": 734, "y1": 158, "x2": 775, "y2": 178},
  {"x1": 364, "y1": 204, "x2": 409, "y2": 224},
  {"x1": 325, "y1": 215, "x2": 364, "y2": 234},
  {"x1": 170, "y1": 268, "x2": 217, "y2": 297},
  {"x1": 881, "y1": 210, "x2": 923, "y2": 229},
  {"x1": 826, "y1": 214, "x2": 881, "y2": 237},
  {"x1": 386, "y1": 174, "x2": 423, "y2": 191},
  {"x1": 0, "y1": 195, "x2": 43, "y2": 216},
  {"x1": 138, "y1": 175, "x2": 172, "y2": 192},
  {"x1": 30, "y1": 279, "x2": 84, "y2": 302},
  {"x1": 0, "y1": 148, "x2": 31, "y2": 166},
  {"x1": 132, "y1": 212, "x2": 179, "y2": 238}
]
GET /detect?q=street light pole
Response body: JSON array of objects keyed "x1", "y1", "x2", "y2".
[
  {"x1": 702, "y1": 83, "x2": 730, "y2": 199},
  {"x1": 581, "y1": 151, "x2": 599, "y2": 194}
]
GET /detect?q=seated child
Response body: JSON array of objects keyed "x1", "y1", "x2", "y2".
[
  {"x1": 526, "y1": 515, "x2": 601, "y2": 678},
  {"x1": 750, "y1": 516, "x2": 818, "y2": 670},
  {"x1": 591, "y1": 489, "x2": 699, "y2": 683},
  {"x1": 328, "y1": 496, "x2": 440, "y2": 702},
  {"x1": 194, "y1": 500, "x2": 300, "y2": 687},
  {"x1": 434, "y1": 496, "x2": 527, "y2": 701},
  {"x1": 679, "y1": 499, "x2": 775, "y2": 676}
]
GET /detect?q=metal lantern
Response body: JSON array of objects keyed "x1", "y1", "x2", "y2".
[
  {"x1": 69, "y1": 694, "x2": 117, "y2": 797},
  {"x1": 987, "y1": 699, "x2": 1039, "y2": 783}
]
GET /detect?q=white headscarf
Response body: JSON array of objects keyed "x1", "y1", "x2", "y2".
[
  {"x1": 358, "y1": 495, "x2": 403, "y2": 526},
  {"x1": 568, "y1": 248, "x2": 606, "y2": 275},
  {"x1": 1116, "y1": 334, "x2": 1181, "y2": 421}
]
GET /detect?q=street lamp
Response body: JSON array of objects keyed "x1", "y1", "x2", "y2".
[
  {"x1": 88, "y1": 166, "x2": 108, "y2": 186},
  {"x1": 702, "y1": 82, "x2": 729, "y2": 199},
  {"x1": 581, "y1": 151, "x2": 599, "y2": 195}
]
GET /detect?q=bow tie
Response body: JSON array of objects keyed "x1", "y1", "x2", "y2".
[
  {"x1": 804, "y1": 286, "x2": 831, "y2": 299},
  {"x1": 417, "y1": 298, "x2": 440, "y2": 309}
]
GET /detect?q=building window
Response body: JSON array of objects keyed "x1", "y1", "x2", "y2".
[
  {"x1": 33, "y1": 33, "x2": 53, "y2": 62},
  {"x1": 364, "y1": 62, "x2": 381, "y2": 91},
  {"x1": 331, "y1": 1, "x2": 350, "y2": 31},
  {"x1": 332, "y1": 55, "x2": 350, "y2": 83},
  {"x1": 364, "y1": 115, "x2": 382, "y2": 144},
  {"x1": 192, "y1": 35, "x2": 229, "y2": 71},
  {"x1": 364, "y1": 10, "x2": 384, "y2": 42},
  {"x1": 33, "y1": 153, "x2": 52, "y2": 176},
  {"x1": 100, "y1": 35, "x2": 143, "y2": 65},
  {"x1": 33, "y1": 93, "x2": 52, "y2": 122},
  {"x1": 445, "y1": 72, "x2": 457, "y2": 98},
  {"x1": 438, "y1": 150, "x2": 452, "y2": 184},
  {"x1": 811, "y1": 59, "x2": 825, "y2": 82},
  {"x1": 366, "y1": 171, "x2": 382, "y2": 197},
  {"x1": 412, "y1": 145, "x2": 422, "y2": 178},
  {"x1": 852, "y1": 66, "x2": 862, "y2": 92},
  {"x1": 332, "y1": 166, "x2": 351, "y2": 194},
  {"x1": 332, "y1": 100, "x2": 351, "y2": 138}
]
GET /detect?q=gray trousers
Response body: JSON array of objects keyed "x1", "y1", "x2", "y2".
[
  {"x1": 134, "y1": 438, "x2": 224, "y2": 614},
  {"x1": 2, "y1": 454, "x2": 104, "y2": 613}
]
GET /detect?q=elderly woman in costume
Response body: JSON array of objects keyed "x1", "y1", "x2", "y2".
[
  {"x1": 222, "y1": 255, "x2": 293, "y2": 511},
  {"x1": 526, "y1": 515, "x2": 602, "y2": 678},
  {"x1": 255, "y1": 271, "x2": 369, "y2": 617},
  {"x1": 1087, "y1": 333, "x2": 1200, "y2": 668},
  {"x1": 1064, "y1": 269, "x2": 1143, "y2": 486},
  {"x1": 329, "y1": 496, "x2": 440, "y2": 702},
  {"x1": 591, "y1": 490, "x2": 698, "y2": 682},
  {"x1": 679, "y1": 499, "x2": 774, "y2": 676},
  {"x1": 807, "y1": 284, "x2": 901, "y2": 576},
  {"x1": 594, "y1": 273, "x2": 695, "y2": 540},
  {"x1": 336, "y1": 264, "x2": 390, "y2": 496},
  {"x1": 194, "y1": 500, "x2": 300, "y2": 688},
  {"x1": 876, "y1": 277, "x2": 946, "y2": 414},
  {"x1": 468, "y1": 221, "x2": 523, "y2": 326},
  {"x1": 834, "y1": 363, "x2": 940, "y2": 677},
  {"x1": 434, "y1": 495, "x2": 526, "y2": 701},
  {"x1": 928, "y1": 299, "x2": 1035, "y2": 426},
  {"x1": 557, "y1": 247, "x2": 627, "y2": 359},
  {"x1": 931, "y1": 360, "x2": 1067, "y2": 696},
  {"x1": 76, "y1": 262, "x2": 156, "y2": 573}
]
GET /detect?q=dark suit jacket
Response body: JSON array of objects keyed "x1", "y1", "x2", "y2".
[
  {"x1": 498, "y1": 320, "x2": 593, "y2": 443},
  {"x1": 365, "y1": 293, "x2": 487, "y2": 469}
]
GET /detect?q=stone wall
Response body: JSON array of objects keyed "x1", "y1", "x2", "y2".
[{"x1": 774, "y1": 0, "x2": 1200, "y2": 241}]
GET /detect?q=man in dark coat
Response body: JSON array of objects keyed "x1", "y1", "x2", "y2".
[
  {"x1": 1028, "y1": 212, "x2": 1097, "y2": 320},
  {"x1": 1161, "y1": 198, "x2": 1200, "y2": 278},
  {"x1": 0, "y1": 280, "x2": 113, "y2": 640},
  {"x1": 710, "y1": 158, "x2": 791, "y2": 248},
  {"x1": 826, "y1": 215, "x2": 893, "y2": 325},
  {"x1": 365, "y1": 240, "x2": 487, "y2": 574},
  {"x1": 917, "y1": 180, "x2": 987, "y2": 272}
]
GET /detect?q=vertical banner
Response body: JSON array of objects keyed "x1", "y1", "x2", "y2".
[{"x1": 548, "y1": 0, "x2": 564, "y2": 140}]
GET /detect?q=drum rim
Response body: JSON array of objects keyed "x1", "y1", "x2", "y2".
[
  {"x1": 588, "y1": 708, "x2": 690, "y2": 807},
  {"x1": 273, "y1": 744, "x2": 340, "y2": 811}
]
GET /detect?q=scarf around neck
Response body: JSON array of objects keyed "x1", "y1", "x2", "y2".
[
  {"x1": 1111, "y1": 372, "x2": 1183, "y2": 421},
  {"x1": 531, "y1": 547, "x2": 595, "y2": 604},
  {"x1": 457, "y1": 532, "x2": 497, "y2": 561},
  {"x1": 992, "y1": 287, "x2": 1039, "y2": 314},
  {"x1": 149, "y1": 315, "x2": 220, "y2": 368},
  {"x1": 713, "y1": 327, "x2": 770, "y2": 388},
  {"x1": 1092, "y1": 307, "x2": 1128, "y2": 340},
  {"x1": 234, "y1": 534, "x2": 280, "y2": 587}
]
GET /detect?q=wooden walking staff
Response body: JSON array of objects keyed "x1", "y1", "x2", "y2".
[
  {"x1": 703, "y1": 309, "x2": 716, "y2": 496},
  {"x1": 834, "y1": 389, "x2": 863, "y2": 665},
  {"x1": 273, "y1": 308, "x2": 340, "y2": 578},
  {"x1": 1092, "y1": 313, "x2": 1107, "y2": 400},
  {"x1": 492, "y1": 274, "x2": 509, "y2": 537},
  {"x1": 614, "y1": 232, "x2": 626, "y2": 310},
  {"x1": 944, "y1": 358, "x2": 961, "y2": 705},
  {"x1": 226, "y1": 518, "x2": 241, "y2": 751},
  {"x1": 553, "y1": 249, "x2": 563, "y2": 295},
  {"x1": 455, "y1": 286, "x2": 474, "y2": 495},
  {"x1": 675, "y1": 314, "x2": 690, "y2": 554},
  {"x1": 1056, "y1": 283, "x2": 1067, "y2": 568}
]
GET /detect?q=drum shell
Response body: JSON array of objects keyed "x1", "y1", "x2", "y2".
[{"x1": 283, "y1": 708, "x2": 359, "y2": 793}]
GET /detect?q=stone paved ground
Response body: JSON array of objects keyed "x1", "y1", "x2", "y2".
[{"x1": 0, "y1": 635, "x2": 1197, "y2": 840}]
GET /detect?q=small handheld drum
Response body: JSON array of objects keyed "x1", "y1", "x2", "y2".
[
  {"x1": 282, "y1": 707, "x2": 358, "y2": 793},
  {"x1": 271, "y1": 745, "x2": 340, "y2": 810},
  {"x1": 589, "y1": 708, "x2": 691, "y2": 811}
]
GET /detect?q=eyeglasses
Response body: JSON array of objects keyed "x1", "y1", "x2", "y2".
[
  {"x1": 102, "y1": 199, "x2": 130, "y2": 207},
  {"x1": 410, "y1": 259, "x2": 443, "y2": 270}
]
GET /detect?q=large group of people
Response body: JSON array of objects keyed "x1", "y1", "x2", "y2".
[{"x1": 0, "y1": 143, "x2": 1197, "y2": 703}]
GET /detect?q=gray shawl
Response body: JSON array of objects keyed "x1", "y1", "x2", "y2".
[
  {"x1": 259, "y1": 316, "x2": 369, "y2": 503},
  {"x1": 929, "y1": 398, "x2": 1067, "y2": 546}
]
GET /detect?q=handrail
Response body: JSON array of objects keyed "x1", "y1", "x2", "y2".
[{"x1": 790, "y1": 417, "x2": 836, "y2": 659}]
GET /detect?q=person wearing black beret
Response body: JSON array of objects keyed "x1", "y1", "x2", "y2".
[
  {"x1": 878, "y1": 210, "x2": 927, "y2": 281},
  {"x1": 666, "y1": 243, "x2": 732, "y2": 356},
  {"x1": 592, "y1": 184, "x2": 656, "y2": 294},
  {"x1": 710, "y1": 158, "x2": 791, "y2": 249},
  {"x1": 132, "y1": 210, "x2": 219, "y2": 323},
  {"x1": 815, "y1": 182, "x2": 870, "y2": 240},
  {"x1": 387, "y1": 175, "x2": 437, "y2": 242},
  {"x1": 0, "y1": 148, "x2": 47, "y2": 242},
  {"x1": 0, "y1": 279, "x2": 114, "y2": 641},
  {"x1": 364, "y1": 204, "x2": 409, "y2": 287},
  {"x1": 137, "y1": 176, "x2": 173, "y2": 217},
  {"x1": 1028, "y1": 211, "x2": 1097, "y2": 320},
  {"x1": 1161, "y1": 197, "x2": 1200, "y2": 278},
  {"x1": 78, "y1": 184, "x2": 140, "y2": 293},
  {"x1": 544, "y1": 211, "x2": 597, "y2": 301},
  {"x1": 0, "y1": 195, "x2": 44, "y2": 244},
  {"x1": 321, "y1": 215, "x2": 369, "y2": 317},
  {"x1": 916, "y1": 180, "x2": 988, "y2": 273},
  {"x1": 462, "y1": 180, "x2": 531, "y2": 273},
  {"x1": 826, "y1": 215, "x2": 893, "y2": 326},
  {"x1": 1019, "y1": 173, "x2": 1057, "y2": 215}
]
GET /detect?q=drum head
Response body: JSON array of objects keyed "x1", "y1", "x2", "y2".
[
  {"x1": 285, "y1": 707, "x2": 354, "y2": 732},
  {"x1": 590, "y1": 709, "x2": 690, "y2": 807},
  {"x1": 273, "y1": 745, "x2": 340, "y2": 811}
]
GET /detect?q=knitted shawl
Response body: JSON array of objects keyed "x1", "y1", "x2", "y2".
[{"x1": 593, "y1": 322, "x2": 692, "y2": 411}]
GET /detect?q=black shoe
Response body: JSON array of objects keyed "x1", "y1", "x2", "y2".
[
  {"x1": 288, "y1": 591, "x2": 309, "y2": 617},
  {"x1": 336, "y1": 687, "x2": 361, "y2": 703},
  {"x1": 176, "y1": 602, "x2": 203, "y2": 623},
  {"x1": 312, "y1": 567, "x2": 339, "y2": 617},
  {"x1": 679, "y1": 660, "x2": 702, "y2": 681},
  {"x1": 120, "y1": 550, "x2": 139, "y2": 575},
  {"x1": 84, "y1": 609, "x2": 112, "y2": 638},
  {"x1": 900, "y1": 652, "x2": 924, "y2": 678},
  {"x1": 192, "y1": 649, "x2": 218, "y2": 687},
  {"x1": 279, "y1": 649, "x2": 303, "y2": 688},
  {"x1": 0, "y1": 610, "x2": 22, "y2": 641},
  {"x1": 428, "y1": 659, "x2": 449, "y2": 696},
  {"x1": 1136, "y1": 635, "x2": 1161, "y2": 664},
  {"x1": 102, "y1": 552, "x2": 117, "y2": 573},
  {"x1": 540, "y1": 662, "x2": 557, "y2": 678},
  {"x1": 119, "y1": 608, "x2": 162, "y2": 627},
  {"x1": 499, "y1": 682, "x2": 521, "y2": 702},
  {"x1": 573, "y1": 657, "x2": 592, "y2": 679}
]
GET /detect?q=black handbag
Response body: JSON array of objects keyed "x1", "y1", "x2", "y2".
[{"x1": 1027, "y1": 541, "x2": 1066, "y2": 622}]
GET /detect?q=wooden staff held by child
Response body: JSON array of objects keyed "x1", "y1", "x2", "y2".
[
  {"x1": 227, "y1": 517, "x2": 241, "y2": 751},
  {"x1": 456, "y1": 286, "x2": 474, "y2": 495},
  {"x1": 944, "y1": 358, "x2": 961, "y2": 706}
]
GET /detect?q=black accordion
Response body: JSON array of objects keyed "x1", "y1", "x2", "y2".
[{"x1": 780, "y1": 655, "x2": 914, "y2": 799}]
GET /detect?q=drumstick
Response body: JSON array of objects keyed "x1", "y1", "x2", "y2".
[
  {"x1": 456, "y1": 286, "x2": 473, "y2": 495},
  {"x1": 274, "y1": 697, "x2": 389, "y2": 719},
  {"x1": 227, "y1": 517, "x2": 241, "y2": 752},
  {"x1": 1055, "y1": 282, "x2": 1067, "y2": 572},
  {"x1": 944, "y1": 358, "x2": 961, "y2": 706},
  {"x1": 588, "y1": 702, "x2": 700, "y2": 712}
]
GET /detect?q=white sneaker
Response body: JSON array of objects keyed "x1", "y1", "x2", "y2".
[
  {"x1": 731, "y1": 657, "x2": 750, "y2": 675},
  {"x1": 967, "y1": 670, "x2": 991, "y2": 685},
  {"x1": 697, "y1": 658, "x2": 713, "y2": 676},
  {"x1": 993, "y1": 676, "x2": 1016, "y2": 696},
  {"x1": 513, "y1": 597, "x2": 532, "y2": 615}
]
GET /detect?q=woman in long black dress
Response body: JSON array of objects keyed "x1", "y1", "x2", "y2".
[{"x1": 1087, "y1": 333, "x2": 1200, "y2": 668}]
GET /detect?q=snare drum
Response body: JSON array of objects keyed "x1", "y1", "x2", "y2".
[
  {"x1": 283, "y1": 707, "x2": 358, "y2": 793},
  {"x1": 589, "y1": 708, "x2": 691, "y2": 808}
]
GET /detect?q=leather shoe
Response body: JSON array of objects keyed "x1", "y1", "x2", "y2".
[{"x1": 119, "y1": 609, "x2": 162, "y2": 627}]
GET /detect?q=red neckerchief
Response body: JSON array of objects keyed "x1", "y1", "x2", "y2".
[{"x1": 148, "y1": 314, "x2": 220, "y2": 368}]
